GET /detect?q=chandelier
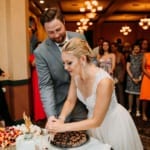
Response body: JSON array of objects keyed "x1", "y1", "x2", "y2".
[
  {"x1": 120, "y1": 25, "x2": 132, "y2": 36},
  {"x1": 39, "y1": 0, "x2": 44, "y2": 4},
  {"x1": 139, "y1": 17, "x2": 150, "y2": 30},
  {"x1": 76, "y1": 0, "x2": 103, "y2": 33},
  {"x1": 76, "y1": 17, "x2": 93, "y2": 33},
  {"x1": 80, "y1": 0, "x2": 103, "y2": 19}
]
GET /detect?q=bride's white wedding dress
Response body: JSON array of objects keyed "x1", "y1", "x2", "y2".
[{"x1": 76, "y1": 69, "x2": 143, "y2": 150}]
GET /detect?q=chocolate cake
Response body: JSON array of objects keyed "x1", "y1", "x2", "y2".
[{"x1": 51, "y1": 131, "x2": 89, "y2": 148}]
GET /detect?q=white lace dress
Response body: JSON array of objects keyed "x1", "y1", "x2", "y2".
[{"x1": 76, "y1": 69, "x2": 143, "y2": 150}]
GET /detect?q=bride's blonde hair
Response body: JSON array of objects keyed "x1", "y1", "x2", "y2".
[{"x1": 62, "y1": 38, "x2": 96, "y2": 63}]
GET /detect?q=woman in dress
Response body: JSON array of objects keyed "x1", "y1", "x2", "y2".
[
  {"x1": 111, "y1": 42, "x2": 126, "y2": 106},
  {"x1": 140, "y1": 50, "x2": 150, "y2": 121},
  {"x1": 47, "y1": 38, "x2": 143, "y2": 150},
  {"x1": 125, "y1": 44, "x2": 143, "y2": 117},
  {"x1": 29, "y1": 42, "x2": 46, "y2": 121},
  {"x1": 97, "y1": 40, "x2": 116, "y2": 76}
]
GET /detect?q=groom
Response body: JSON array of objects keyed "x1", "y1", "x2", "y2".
[{"x1": 34, "y1": 7, "x2": 87, "y2": 124}]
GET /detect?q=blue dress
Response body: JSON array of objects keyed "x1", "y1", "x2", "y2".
[{"x1": 125, "y1": 53, "x2": 143, "y2": 95}]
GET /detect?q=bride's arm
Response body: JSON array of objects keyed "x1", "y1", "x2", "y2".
[{"x1": 49, "y1": 77, "x2": 113, "y2": 132}]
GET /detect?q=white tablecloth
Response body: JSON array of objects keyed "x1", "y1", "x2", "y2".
[
  {"x1": 15, "y1": 135, "x2": 111, "y2": 150},
  {"x1": 50, "y1": 137, "x2": 111, "y2": 150}
]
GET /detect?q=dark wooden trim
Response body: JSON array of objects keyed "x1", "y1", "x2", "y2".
[{"x1": 0, "y1": 78, "x2": 31, "y2": 86}]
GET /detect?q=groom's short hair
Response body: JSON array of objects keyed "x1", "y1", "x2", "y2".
[{"x1": 40, "y1": 7, "x2": 64, "y2": 26}]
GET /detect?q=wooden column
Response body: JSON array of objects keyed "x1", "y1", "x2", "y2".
[{"x1": 0, "y1": 0, "x2": 32, "y2": 120}]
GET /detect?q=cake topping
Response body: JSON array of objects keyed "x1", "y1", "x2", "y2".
[
  {"x1": 51, "y1": 131, "x2": 89, "y2": 148},
  {"x1": 23, "y1": 112, "x2": 32, "y2": 133}
]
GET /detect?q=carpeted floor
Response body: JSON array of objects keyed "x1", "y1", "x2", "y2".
[{"x1": 133, "y1": 116, "x2": 150, "y2": 150}]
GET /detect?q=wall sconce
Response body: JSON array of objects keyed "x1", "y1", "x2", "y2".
[
  {"x1": 120, "y1": 25, "x2": 132, "y2": 36},
  {"x1": 139, "y1": 17, "x2": 150, "y2": 30}
]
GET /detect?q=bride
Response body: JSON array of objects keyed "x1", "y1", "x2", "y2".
[{"x1": 46, "y1": 38, "x2": 143, "y2": 150}]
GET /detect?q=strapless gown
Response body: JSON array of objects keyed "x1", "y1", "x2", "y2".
[{"x1": 76, "y1": 69, "x2": 143, "y2": 150}]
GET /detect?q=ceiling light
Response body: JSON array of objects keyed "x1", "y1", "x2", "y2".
[
  {"x1": 39, "y1": 0, "x2": 44, "y2": 4},
  {"x1": 44, "y1": 8, "x2": 48, "y2": 11},
  {"x1": 76, "y1": 22, "x2": 81, "y2": 26},
  {"x1": 77, "y1": 0, "x2": 101, "y2": 32},
  {"x1": 120, "y1": 25, "x2": 132, "y2": 36},
  {"x1": 86, "y1": 12, "x2": 96, "y2": 19},
  {"x1": 79, "y1": 0, "x2": 103, "y2": 15},
  {"x1": 76, "y1": 17, "x2": 93, "y2": 33},
  {"x1": 88, "y1": 22, "x2": 93, "y2": 26},
  {"x1": 139, "y1": 17, "x2": 150, "y2": 30},
  {"x1": 80, "y1": 8, "x2": 86, "y2": 12}
]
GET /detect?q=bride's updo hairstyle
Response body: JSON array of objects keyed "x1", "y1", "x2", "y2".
[{"x1": 62, "y1": 38, "x2": 96, "y2": 63}]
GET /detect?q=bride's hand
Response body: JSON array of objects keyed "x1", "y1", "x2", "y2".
[
  {"x1": 47, "y1": 119, "x2": 65, "y2": 133},
  {"x1": 45, "y1": 116, "x2": 57, "y2": 129}
]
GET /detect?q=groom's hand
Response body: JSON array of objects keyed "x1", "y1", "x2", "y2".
[{"x1": 45, "y1": 115, "x2": 57, "y2": 129}]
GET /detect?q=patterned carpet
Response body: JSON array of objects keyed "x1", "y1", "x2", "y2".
[{"x1": 133, "y1": 116, "x2": 150, "y2": 150}]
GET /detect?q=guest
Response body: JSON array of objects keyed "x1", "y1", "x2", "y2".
[
  {"x1": 140, "y1": 50, "x2": 150, "y2": 121},
  {"x1": 0, "y1": 68, "x2": 13, "y2": 126},
  {"x1": 93, "y1": 37, "x2": 104, "y2": 56},
  {"x1": 116, "y1": 38, "x2": 123, "y2": 52},
  {"x1": 111, "y1": 42, "x2": 126, "y2": 106},
  {"x1": 29, "y1": 42, "x2": 46, "y2": 121},
  {"x1": 97, "y1": 40, "x2": 116, "y2": 76},
  {"x1": 122, "y1": 42, "x2": 132, "y2": 107},
  {"x1": 34, "y1": 8, "x2": 87, "y2": 125},
  {"x1": 140, "y1": 39, "x2": 149, "y2": 53},
  {"x1": 122, "y1": 42, "x2": 132, "y2": 60},
  {"x1": 47, "y1": 38, "x2": 143, "y2": 150},
  {"x1": 125, "y1": 44, "x2": 143, "y2": 117},
  {"x1": 29, "y1": 16, "x2": 38, "y2": 53}
]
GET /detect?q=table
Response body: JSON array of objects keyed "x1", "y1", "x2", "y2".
[
  {"x1": 3, "y1": 135, "x2": 111, "y2": 150},
  {"x1": 50, "y1": 137, "x2": 111, "y2": 150}
]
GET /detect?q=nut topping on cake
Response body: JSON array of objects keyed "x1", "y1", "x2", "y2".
[{"x1": 50, "y1": 131, "x2": 89, "y2": 148}]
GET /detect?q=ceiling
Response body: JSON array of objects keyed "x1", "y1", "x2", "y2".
[{"x1": 29, "y1": 0, "x2": 150, "y2": 24}]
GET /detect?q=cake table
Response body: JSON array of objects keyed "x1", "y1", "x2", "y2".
[{"x1": 5, "y1": 135, "x2": 111, "y2": 150}]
